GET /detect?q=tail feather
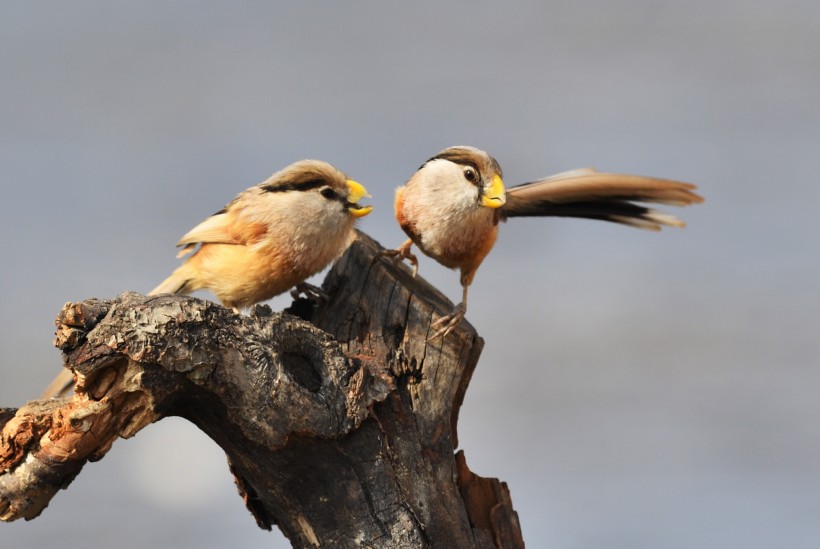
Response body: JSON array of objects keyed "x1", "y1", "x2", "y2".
[
  {"x1": 148, "y1": 266, "x2": 194, "y2": 296},
  {"x1": 502, "y1": 172, "x2": 702, "y2": 230},
  {"x1": 41, "y1": 370, "x2": 74, "y2": 399}
]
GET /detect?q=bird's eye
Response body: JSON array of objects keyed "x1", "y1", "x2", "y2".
[
  {"x1": 464, "y1": 168, "x2": 477, "y2": 182},
  {"x1": 320, "y1": 187, "x2": 338, "y2": 200}
]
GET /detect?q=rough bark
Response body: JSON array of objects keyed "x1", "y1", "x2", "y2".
[{"x1": 0, "y1": 231, "x2": 523, "y2": 548}]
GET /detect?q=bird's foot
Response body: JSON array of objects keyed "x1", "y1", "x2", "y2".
[
  {"x1": 291, "y1": 282, "x2": 329, "y2": 302},
  {"x1": 428, "y1": 302, "x2": 466, "y2": 341},
  {"x1": 379, "y1": 241, "x2": 419, "y2": 277}
]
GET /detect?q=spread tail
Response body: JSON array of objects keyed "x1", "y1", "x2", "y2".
[{"x1": 503, "y1": 171, "x2": 703, "y2": 230}]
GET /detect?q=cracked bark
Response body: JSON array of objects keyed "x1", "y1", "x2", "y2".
[{"x1": 0, "y1": 232, "x2": 524, "y2": 548}]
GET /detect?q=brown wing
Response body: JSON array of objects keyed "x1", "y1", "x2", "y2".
[{"x1": 175, "y1": 201, "x2": 268, "y2": 258}]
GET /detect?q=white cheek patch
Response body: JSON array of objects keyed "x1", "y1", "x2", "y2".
[
  {"x1": 405, "y1": 160, "x2": 496, "y2": 259},
  {"x1": 419, "y1": 160, "x2": 479, "y2": 217}
]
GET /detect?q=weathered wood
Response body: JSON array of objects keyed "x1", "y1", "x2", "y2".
[{"x1": 0, "y1": 231, "x2": 523, "y2": 548}]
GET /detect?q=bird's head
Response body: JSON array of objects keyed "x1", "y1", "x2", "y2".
[
  {"x1": 261, "y1": 160, "x2": 373, "y2": 221},
  {"x1": 418, "y1": 146, "x2": 506, "y2": 210}
]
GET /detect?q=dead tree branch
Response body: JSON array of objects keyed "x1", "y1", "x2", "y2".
[{"x1": 1, "y1": 232, "x2": 523, "y2": 548}]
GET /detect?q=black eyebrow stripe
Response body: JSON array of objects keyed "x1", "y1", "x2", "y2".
[
  {"x1": 423, "y1": 153, "x2": 481, "y2": 175},
  {"x1": 260, "y1": 178, "x2": 327, "y2": 193},
  {"x1": 323, "y1": 187, "x2": 350, "y2": 205}
]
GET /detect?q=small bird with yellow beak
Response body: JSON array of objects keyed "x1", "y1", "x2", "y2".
[
  {"x1": 42, "y1": 158, "x2": 372, "y2": 398},
  {"x1": 387, "y1": 145, "x2": 702, "y2": 339}
]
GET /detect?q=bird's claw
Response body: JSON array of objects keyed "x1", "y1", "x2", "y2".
[
  {"x1": 380, "y1": 241, "x2": 419, "y2": 277},
  {"x1": 428, "y1": 303, "x2": 466, "y2": 341}
]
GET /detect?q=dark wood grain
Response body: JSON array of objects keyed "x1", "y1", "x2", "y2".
[{"x1": 0, "y1": 231, "x2": 523, "y2": 548}]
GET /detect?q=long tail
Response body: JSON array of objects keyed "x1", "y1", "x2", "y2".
[{"x1": 502, "y1": 169, "x2": 703, "y2": 230}]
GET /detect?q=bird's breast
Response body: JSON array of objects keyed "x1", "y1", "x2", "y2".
[{"x1": 414, "y1": 206, "x2": 498, "y2": 269}]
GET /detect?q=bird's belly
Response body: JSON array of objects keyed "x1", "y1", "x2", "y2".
[
  {"x1": 418, "y1": 219, "x2": 496, "y2": 269},
  {"x1": 195, "y1": 244, "x2": 305, "y2": 309}
]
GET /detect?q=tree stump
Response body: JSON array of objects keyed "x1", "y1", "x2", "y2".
[{"x1": 0, "y1": 232, "x2": 524, "y2": 548}]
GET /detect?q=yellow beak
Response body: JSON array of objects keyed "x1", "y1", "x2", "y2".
[
  {"x1": 346, "y1": 179, "x2": 374, "y2": 218},
  {"x1": 480, "y1": 174, "x2": 506, "y2": 209}
]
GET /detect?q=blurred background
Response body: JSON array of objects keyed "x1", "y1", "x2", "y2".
[{"x1": 1, "y1": 1, "x2": 818, "y2": 547}]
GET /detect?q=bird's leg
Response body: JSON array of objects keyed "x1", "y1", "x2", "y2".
[
  {"x1": 379, "y1": 239, "x2": 419, "y2": 277},
  {"x1": 291, "y1": 282, "x2": 329, "y2": 302},
  {"x1": 428, "y1": 285, "x2": 469, "y2": 341}
]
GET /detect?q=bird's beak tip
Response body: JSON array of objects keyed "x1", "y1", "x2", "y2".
[
  {"x1": 346, "y1": 179, "x2": 370, "y2": 202},
  {"x1": 347, "y1": 204, "x2": 374, "y2": 218},
  {"x1": 481, "y1": 174, "x2": 506, "y2": 209},
  {"x1": 345, "y1": 179, "x2": 373, "y2": 218}
]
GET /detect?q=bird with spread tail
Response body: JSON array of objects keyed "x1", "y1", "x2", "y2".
[
  {"x1": 385, "y1": 145, "x2": 703, "y2": 339},
  {"x1": 43, "y1": 159, "x2": 372, "y2": 398}
]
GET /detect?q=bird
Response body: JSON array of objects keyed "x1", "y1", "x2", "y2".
[
  {"x1": 42, "y1": 159, "x2": 373, "y2": 398},
  {"x1": 385, "y1": 145, "x2": 703, "y2": 339}
]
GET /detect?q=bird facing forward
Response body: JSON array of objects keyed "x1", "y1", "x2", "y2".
[
  {"x1": 42, "y1": 159, "x2": 372, "y2": 398},
  {"x1": 386, "y1": 145, "x2": 703, "y2": 339}
]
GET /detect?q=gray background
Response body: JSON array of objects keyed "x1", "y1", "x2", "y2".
[{"x1": 2, "y1": 2, "x2": 818, "y2": 548}]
